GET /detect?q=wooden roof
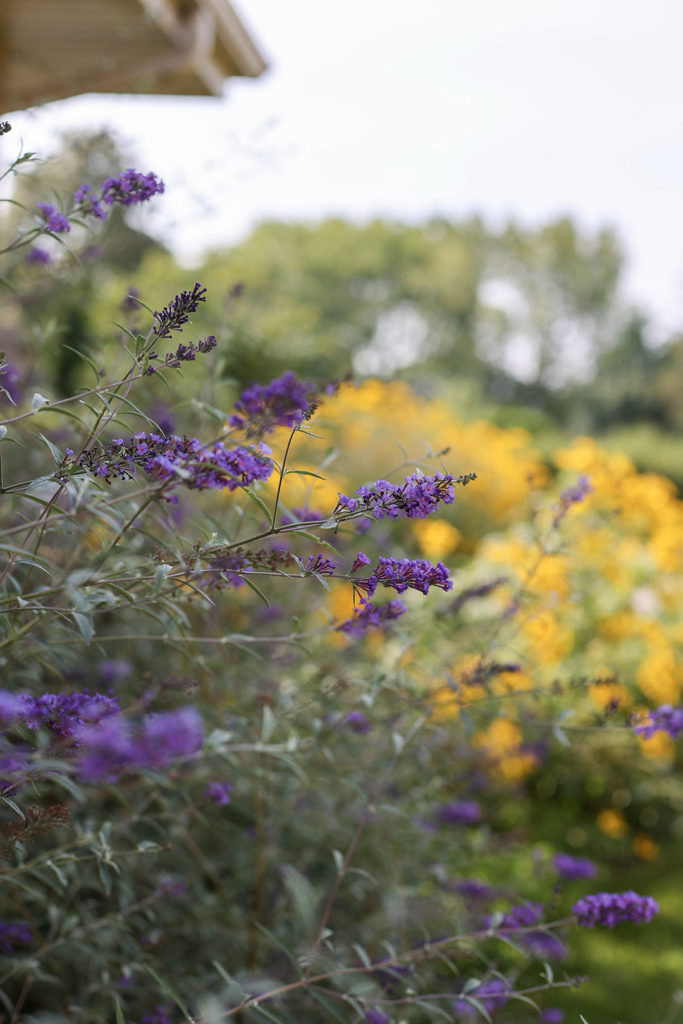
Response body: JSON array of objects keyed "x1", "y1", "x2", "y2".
[{"x1": 0, "y1": 0, "x2": 267, "y2": 112}]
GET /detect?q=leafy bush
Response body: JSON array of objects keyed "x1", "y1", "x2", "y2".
[{"x1": 0, "y1": 127, "x2": 679, "y2": 1024}]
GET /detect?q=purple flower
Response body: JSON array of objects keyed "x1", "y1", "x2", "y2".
[
  {"x1": 553, "y1": 852, "x2": 597, "y2": 880},
  {"x1": 343, "y1": 711, "x2": 372, "y2": 733},
  {"x1": 100, "y1": 168, "x2": 165, "y2": 208},
  {"x1": 338, "y1": 598, "x2": 406, "y2": 635},
  {"x1": 205, "y1": 781, "x2": 232, "y2": 805},
  {"x1": 0, "y1": 920, "x2": 31, "y2": 955},
  {"x1": 356, "y1": 557, "x2": 452, "y2": 598},
  {"x1": 153, "y1": 283, "x2": 207, "y2": 340},
  {"x1": 232, "y1": 371, "x2": 317, "y2": 436},
  {"x1": 455, "y1": 878, "x2": 494, "y2": 901},
  {"x1": 65, "y1": 432, "x2": 273, "y2": 493},
  {"x1": 73, "y1": 184, "x2": 106, "y2": 221},
  {"x1": 26, "y1": 246, "x2": 52, "y2": 265},
  {"x1": 141, "y1": 1007, "x2": 171, "y2": 1024},
  {"x1": 0, "y1": 689, "x2": 120, "y2": 736},
  {"x1": 303, "y1": 553, "x2": 337, "y2": 576},
  {"x1": 365, "y1": 1011, "x2": 389, "y2": 1024},
  {"x1": 541, "y1": 1010, "x2": 565, "y2": 1023},
  {"x1": 559, "y1": 475, "x2": 593, "y2": 508},
  {"x1": 633, "y1": 704, "x2": 683, "y2": 740},
  {"x1": 0, "y1": 122, "x2": 11, "y2": 136},
  {"x1": 336, "y1": 471, "x2": 476, "y2": 521},
  {"x1": 37, "y1": 202, "x2": 70, "y2": 233},
  {"x1": 572, "y1": 891, "x2": 659, "y2": 928},
  {"x1": 437, "y1": 800, "x2": 482, "y2": 826},
  {"x1": 454, "y1": 977, "x2": 509, "y2": 1018},
  {"x1": 0, "y1": 362, "x2": 22, "y2": 406},
  {"x1": 77, "y1": 708, "x2": 203, "y2": 782}
]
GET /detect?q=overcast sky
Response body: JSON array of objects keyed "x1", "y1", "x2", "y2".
[{"x1": 7, "y1": 0, "x2": 683, "y2": 336}]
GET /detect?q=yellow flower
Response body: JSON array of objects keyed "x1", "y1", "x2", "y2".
[
  {"x1": 596, "y1": 809, "x2": 628, "y2": 838},
  {"x1": 413, "y1": 519, "x2": 461, "y2": 558},
  {"x1": 632, "y1": 834, "x2": 660, "y2": 861}
]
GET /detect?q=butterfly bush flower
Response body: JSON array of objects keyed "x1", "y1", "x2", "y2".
[
  {"x1": 365, "y1": 1011, "x2": 390, "y2": 1024},
  {"x1": 37, "y1": 202, "x2": 70, "y2": 234},
  {"x1": 205, "y1": 781, "x2": 232, "y2": 805},
  {"x1": 343, "y1": 711, "x2": 372, "y2": 733},
  {"x1": 230, "y1": 371, "x2": 317, "y2": 436},
  {"x1": 153, "y1": 282, "x2": 207, "y2": 339},
  {"x1": 355, "y1": 556, "x2": 452, "y2": 597},
  {"x1": 77, "y1": 708, "x2": 203, "y2": 782},
  {"x1": 73, "y1": 184, "x2": 107, "y2": 221},
  {"x1": 437, "y1": 800, "x2": 482, "y2": 826},
  {"x1": 572, "y1": 891, "x2": 659, "y2": 928},
  {"x1": 336, "y1": 470, "x2": 476, "y2": 520},
  {"x1": 541, "y1": 1011, "x2": 565, "y2": 1024},
  {"x1": 0, "y1": 920, "x2": 31, "y2": 955},
  {"x1": 101, "y1": 168, "x2": 165, "y2": 207},
  {"x1": 632, "y1": 704, "x2": 683, "y2": 739},
  {"x1": 303, "y1": 553, "x2": 337, "y2": 575},
  {"x1": 553, "y1": 852, "x2": 597, "y2": 880},
  {"x1": 64, "y1": 432, "x2": 273, "y2": 493},
  {"x1": 26, "y1": 246, "x2": 52, "y2": 265},
  {"x1": 0, "y1": 689, "x2": 119, "y2": 736},
  {"x1": 338, "y1": 598, "x2": 406, "y2": 635},
  {"x1": 453, "y1": 977, "x2": 509, "y2": 1018}
]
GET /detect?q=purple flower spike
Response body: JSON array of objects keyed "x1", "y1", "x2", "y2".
[
  {"x1": 437, "y1": 800, "x2": 481, "y2": 826},
  {"x1": 573, "y1": 891, "x2": 659, "y2": 928},
  {"x1": 338, "y1": 598, "x2": 406, "y2": 635},
  {"x1": 336, "y1": 470, "x2": 476, "y2": 521},
  {"x1": 633, "y1": 704, "x2": 683, "y2": 740},
  {"x1": 37, "y1": 202, "x2": 70, "y2": 233},
  {"x1": 553, "y1": 852, "x2": 597, "y2": 880},
  {"x1": 205, "y1": 781, "x2": 233, "y2": 805},
  {"x1": 100, "y1": 168, "x2": 164, "y2": 208},
  {"x1": 365, "y1": 1011, "x2": 389, "y2": 1024}
]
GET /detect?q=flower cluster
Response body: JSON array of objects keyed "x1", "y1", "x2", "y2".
[
  {"x1": 27, "y1": 246, "x2": 52, "y2": 266},
  {"x1": 356, "y1": 556, "x2": 453, "y2": 597},
  {"x1": 437, "y1": 800, "x2": 482, "y2": 826},
  {"x1": 453, "y1": 977, "x2": 509, "y2": 1018},
  {"x1": 230, "y1": 371, "x2": 317, "y2": 435},
  {"x1": 336, "y1": 470, "x2": 476, "y2": 520},
  {"x1": 37, "y1": 202, "x2": 70, "y2": 234},
  {"x1": 153, "y1": 283, "x2": 207, "y2": 339},
  {"x1": 100, "y1": 168, "x2": 165, "y2": 207},
  {"x1": 205, "y1": 781, "x2": 232, "y2": 805},
  {"x1": 553, "y1": 852, "x2": 597, "y2": 880},
  {"x1": 338, "y1": 598, "x2": 406, "y2": 635},
  {"x1": 302, "y1": 553, "x2": 338, "y2": 575},
  {"x1": 200, "y1": 545, "x2": 293, "y2": 589},
  {"x1": 0, "y1": 121, "x2": 11, "y2": 136},
  {"x1": 632, "y1": 704, "x2": 683, "y2": 740},
  {"x1": 0, "y1": 920, "x2": 31, "y2": 955},
  {"x1": 64, "y1": 432, "x2": 273, "y2": 492},
  {"x1": 0, "y1": 689, "x2": 119, "y2": 736},
  {"x1": 77, "y1": 708, "x2": 203, "y2": 782},
  {"x1": 572, "y1": 891, "x2": 659, "y2": 928}
]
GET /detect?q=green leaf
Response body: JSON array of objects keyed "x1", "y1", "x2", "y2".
[
  {"x1": 31, "y1": 392, "x2": 50, "y2": 412},
  {"x1": 39, "y1": 432, "x2": 62, "y2": 465},
  {"x1": 114, "y1": 996, "x2": 127, "y2": 1024},
  {"x1": 284, "y1": 469, "x2": 326, "y2": 481},
  {"x1": 242, "y1": 574, "x2": 270, "y2": 607},
  {"x1": 211, "y1": 960, "x2": 246, "y2": 1005},
  {"x1": 2, "y1": 796, "x2": 24, "y2": 820},
  {"x1": 307, "y1": 989, "x2": 348, "y2": 1024},
  {"x1": 245, "y1": 487, "x2": 272, "y2": 520},
  {"x1": 60, "y1": 344, "x2": 102, "y2": 383},
  {"x1": 261, "y1": 705, "x2": 276, "y2": 743},
  {"x1": 143, "y1": 965, "x2": 193, "y2": 1020}
]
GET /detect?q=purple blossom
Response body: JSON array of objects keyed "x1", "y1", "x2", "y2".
[
  {"x1": 157, "y1": 335, "x2": 217, "y2": 369},
  {"x1": 0, "y1": 689, "x2": 120, "y2": 736},
  {"x1": 303, "y1": 553, "x2": 337, "y2": 575},
  {"x1": 572, "y1": 891, "x2": 659, "y2": 928},
  {"x1": 338, "y1": 598, "x2": 406, "y2": 635},
  {"x1": 77, "y1": 708, "x2": 203, "y2": 782},
  {"x1": 541, "y1": 1010, "x2": 565, "y2": 1023},
  {"x1": 153, "y1": 283, "x2": 207, "y2": 340},
  {"x1": 100, "y1": 168, "x2": 165, "y2": 208},
  {"x1": 65, "y1": 432, "x2": 273, "y2": 493},
  {"x1": 365, "y1": 1011, "x2": 389, "y2": 1024},
  {"x1": 0, "y1": 920, "x2": 31, "y2": 955},
  {"x1": 553, "y1": 852, "x2": 597, "y2": 880},
  {"x1": 453, "y1": 977, "x2": 509, "y2": 1018},
  {"x1": 231, "y1": 371, "x2": 317, "y2": 435},
  {"x1": 343, "y1": 711, "x2": 372, "y2": 733},
  {"x1": 37, "y1": 202, "x2": 70, "y2": 234},
  {"x1": 336, "y1": 471, "x2": 476, "y2": 520},
  {"x1": 352, "y1": 552, "x2": 372, "y2": 571},
  {"x1": 356, "y1": 557, "x2": 452, "y2": 598},
  {"x1": 632, "y1": 704, "x2": 683, "y2": 740},
  {"x1": 26, "y1": 246, "x2": 52, "y2": 265},
  {"x1": 0, "y1": 362, "x2": 22, "y2": 405},
  {"x1": 205, "y1": 781, "x2": 233, "y2": 805},
  {"x1": 73, "y1": 184, "x2": 106, "y2": 221},
  {"x1": 455, "y1": 878, "x2": 494, "y2": 901},
  {"x1": 141, "y1": 1007, "x2": 171, "y2": 1024},
  {"x1": 559, "y1": 474, "x2": 593, "y2": 508},
  {"x1": 437, "y1": 800, "x2": 482, "y2": 826}
]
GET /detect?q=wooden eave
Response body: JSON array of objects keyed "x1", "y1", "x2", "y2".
[{"x1": 0, "y1": 0, "x2": 267, "y2": 113}]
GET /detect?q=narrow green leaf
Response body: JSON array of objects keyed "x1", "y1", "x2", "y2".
[
  {"x1": 242, "y1": 574, "x2": 270, "y2": 607},
  {"x1": 143, "y1": 965, "x2": 192, "y2": 1020}
]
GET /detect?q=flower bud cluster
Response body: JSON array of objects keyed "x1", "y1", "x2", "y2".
[
  {"x1": 336, "y1": 470, "x2": 476, "y2": 520},
  {"x1": 338, "y1": 598, "x2": 406, "y2": 635},
  {"x1": 572, "y1": 891, "x2": 659, "y2": 928},
  {"x1": 62, "y1": 432, "x2": 273, "y2": 492},
  {"x1": 355, "y1": 555, "x2": 452, "y2": 597},
  {"x1": 230, "y1": 371, "x2": 317, "y2": 436}
]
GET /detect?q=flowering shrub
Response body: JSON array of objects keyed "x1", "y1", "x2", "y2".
[{"x1": 0, "y1": 128, "x2": 677, "y2": 1022}]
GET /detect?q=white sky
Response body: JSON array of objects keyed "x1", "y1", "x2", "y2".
[{"x1": 6, "y1": 0, "x2": 683, "y2": 337}]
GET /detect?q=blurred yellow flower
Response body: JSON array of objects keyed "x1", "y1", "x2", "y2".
[{"x1": 596, "y1": 808, "x2": 628, "y2": 838}]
